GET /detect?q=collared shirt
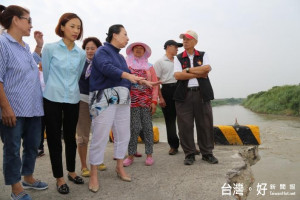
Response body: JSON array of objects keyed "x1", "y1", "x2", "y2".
[
  {"x1": 42, "y1": 39, "x2": 86, "y2": 104},
  {"x1": 0, "y1": 32, "x2": 43, "y2": 118},
  {"x1": 153, "y1": 55, "x2": 177, "y2": 84},
  {"x1": 174, "y1": 51, "x2": 210, "y2": 87}
]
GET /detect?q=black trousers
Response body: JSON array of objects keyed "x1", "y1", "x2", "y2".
[
  {"x1": 175, "y1": 90, "x2": 214, "y2": 157},
  {"x1": 161, "y1": 83, "x2": 179, "y2": 149},
  {"x1": 43, "y1": 98, "x2": 79, "y2": 178},
  {"x1": 38, "y1": 116, "x2": 45, "y2": 150}
]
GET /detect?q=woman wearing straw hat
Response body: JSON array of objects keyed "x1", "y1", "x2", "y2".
[{"x1": 123, "y1": 42, "x2": 159, "y2": 167}]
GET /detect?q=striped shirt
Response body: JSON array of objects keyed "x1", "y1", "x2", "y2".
[
  {"x1": 0, "y1": 32, "x2": 44, "y2": 118},
  {"x1": 42, "y1": 40, "x2": 86, "y2": 104}
]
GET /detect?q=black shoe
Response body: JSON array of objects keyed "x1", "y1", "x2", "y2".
[
  {"x1": 57, "y1": 183, "x2": 69, "y2": 194},
  {"x1": 37, "y1": 149, "x2": 45, "y2": 157},
  {"x1": 184, "y1": 154, "x2": 195, "y2": 165},
  {"x1": 202, "y1": 154, "x2": 218, "y2": 164},
  {"x1": 169, "y1": 148, "x2": 178, "y2": 155},
  {"x1": 67, "y1": 174, "x2": 84, "y2": 184}
]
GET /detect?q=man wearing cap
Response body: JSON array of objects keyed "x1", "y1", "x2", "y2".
[
  {"x1": 154, "y1": 40, "x2": 182, "y2": 155},
  {"x1": 173, "y1": 30, "x2": 218, "y2": 165}
]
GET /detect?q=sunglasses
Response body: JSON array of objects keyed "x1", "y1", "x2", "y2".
[{"x1": 19, "y1": 16, "x2": 32, "y2": 24}]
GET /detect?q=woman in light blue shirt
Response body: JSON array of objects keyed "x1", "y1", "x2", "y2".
[{"x1": 41, "y1": 13, "x2": 85, "y2": 195}]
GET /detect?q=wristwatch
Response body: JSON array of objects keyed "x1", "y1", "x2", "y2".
[{"x1": 186, "y1": 68, "x2": 190, "y2": 73}]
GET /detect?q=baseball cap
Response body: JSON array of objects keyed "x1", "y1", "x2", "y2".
[
  {"x1": 164, "y1": 40, "x2": 183, "y2": 49},
  {"x1": 179, "y1": 30, "x2": 198, "y2": 41}
]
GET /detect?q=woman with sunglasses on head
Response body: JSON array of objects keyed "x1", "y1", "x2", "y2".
[
  {"x1": 42, "y1": 13, "x2": 86, "y2": 194},
  {"x1": 0, "y1": 4, "x2": 48, "y2": 200}
]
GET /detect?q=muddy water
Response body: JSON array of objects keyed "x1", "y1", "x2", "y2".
[{"x1": 153, "y1": 105, "x2": 300, "y2": 199}]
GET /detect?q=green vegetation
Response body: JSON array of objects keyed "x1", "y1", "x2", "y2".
[
  {"x1": 211, "y1": 98, "x2": 244, "y2": 107},
  {"x1": 242, "y1": 84, "x2": 300, "y2": 116},
  {"x1": 152, "y1": 106, "x2": 163, "y2": 119},
  {"x1": 152, "y1": 98, "x2": 243, "y2": 118}
]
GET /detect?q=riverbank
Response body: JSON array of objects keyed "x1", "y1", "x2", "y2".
[{"x1": 242, "y1": 84, "x2": 300, "y2": 117}]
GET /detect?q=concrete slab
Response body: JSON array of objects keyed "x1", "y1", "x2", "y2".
[{"x1": 0, "y1": 142, "x2": 244, "y2": 200}]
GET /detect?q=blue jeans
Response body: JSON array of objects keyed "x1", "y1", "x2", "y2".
[{"x1": 0, "y1": 117, "x2": 41, "y2": 185}]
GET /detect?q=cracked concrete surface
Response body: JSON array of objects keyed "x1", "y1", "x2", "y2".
[
  {"x1": 0, "y1": 142, "x2": 251, "y2": 200},
  {"x1": 227, "y1": 146, "x2": 260, "y2": 200}
]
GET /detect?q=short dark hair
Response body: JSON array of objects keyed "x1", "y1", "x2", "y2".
[
  {"x1": 82, "y1": 37, "x2": 102, "y2": 49},
  {"x1": 55, "y1": 13, "x2": 83, "y2": 40},
  {"x1": 106, "y1": 24, "x2": 124, "y2": 43},
  {"x1": 0, "y1": 5, "x2": 29, "y2": 29}
]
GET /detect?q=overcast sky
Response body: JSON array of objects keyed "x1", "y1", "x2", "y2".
[{"x1": 2, "y1": 0, "x2": 300, "y2": 98}]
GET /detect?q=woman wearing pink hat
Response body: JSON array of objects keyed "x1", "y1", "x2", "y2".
[{"x1": 123, "y1": 42, "x2": 159, "y2": 167}]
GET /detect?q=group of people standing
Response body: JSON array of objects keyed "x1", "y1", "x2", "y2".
[{"x1": 0, "y1": 4, "x2": 218, "y2": 200}]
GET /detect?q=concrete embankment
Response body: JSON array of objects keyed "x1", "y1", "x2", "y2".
[{"x1": 0, "y1": 142, "x2": 258, "y2": 200}]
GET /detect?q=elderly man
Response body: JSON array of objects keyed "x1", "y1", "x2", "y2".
[
  {"x1": 154, "y1": 40, "x2": 182, "y2": 155},
  {"x1": 173, "y1": 30, "x2": 218, "y2": 165}
]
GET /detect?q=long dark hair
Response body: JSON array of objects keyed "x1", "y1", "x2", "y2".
[
  {"x1": 106, "y1": 24, "x2": 124, "y2": 43},
  {"x1": 0, "y1": 5, "x2": 29, "y2": 29}
]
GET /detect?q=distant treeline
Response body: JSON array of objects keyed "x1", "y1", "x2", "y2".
[
  {"x1": 242, "y1": 84, "x2": 300, "y2": 116},
  {"x1": 211, "y1": 98, "x2": 244, "y2": 107},
  {"x1": 152, "y1": 98, "x2": 244, "y2": 119}
]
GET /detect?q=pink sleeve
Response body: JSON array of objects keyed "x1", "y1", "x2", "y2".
[{"x1": 149, "y1": 66, "x2": 158, "y2": 104}]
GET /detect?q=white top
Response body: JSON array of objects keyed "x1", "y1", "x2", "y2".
[
  {"x1": 39, "y1": 70, "x2": 46, "y2": 92},
  {"x1": 174, "y1": 52, "x2": 210, "y2": 87},
  {"x1": 80, "y1": 94, "x2": 89, "y2": 103},
  {"x1": 154, "y1": 55, "x2": 177, "y2": 84}
]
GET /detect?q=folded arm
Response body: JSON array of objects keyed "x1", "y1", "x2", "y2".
[{"x1": 174, "y1": 65, "x2": 211, "y2": 80}]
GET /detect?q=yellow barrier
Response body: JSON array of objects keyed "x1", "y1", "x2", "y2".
[
  {"x1": 110, "y1": 126, "x2": 159, "y2": 143},
  {"x1": 214, "y1": 125, "x2": 261, "y2": 145}
]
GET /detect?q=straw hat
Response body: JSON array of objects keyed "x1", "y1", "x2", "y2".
[{"x1": 126, "y1": 42, "x2": 152, "y2": 59}]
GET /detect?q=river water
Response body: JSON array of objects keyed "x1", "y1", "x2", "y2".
[{"x1": 153, "y1": 105, "x2": 300, "y2": 199}]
